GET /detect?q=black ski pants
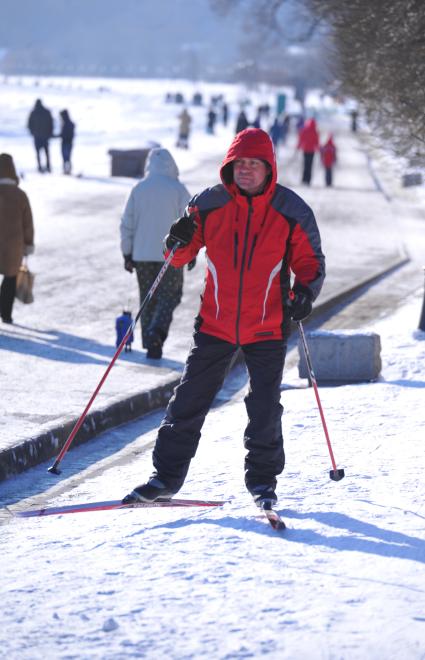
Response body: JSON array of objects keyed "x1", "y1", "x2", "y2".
[{"x1": 152, "y1": 331, "x2": 287, "y2": 493}]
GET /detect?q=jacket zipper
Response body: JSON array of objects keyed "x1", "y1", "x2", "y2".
[
  {"x1": 235, "y1": 199, "x2": 253, "y2": 344},
  {"x1": 233, "y1": 232, "x2": 239, "y2": 268},
  {"x1": 247, "y1": 234, "x2": 258, "y2": 270}
]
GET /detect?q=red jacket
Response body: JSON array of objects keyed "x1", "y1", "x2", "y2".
[
  {"x1": 320, "y1": 137, "x2": 337, "y2": 168},
  {"x1": 169, "y1": 128, "x2": 325, "y2": 345},
  {"x1": 297, "y1": 119, "x2": 320, "y2": 153}
]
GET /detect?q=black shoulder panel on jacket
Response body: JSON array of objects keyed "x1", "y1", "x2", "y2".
[
  {"x1": 272, "y1": 184, "x2": 319, "y2": 242},
  {"x1": 187, "y1": 185, "x2": 232, "y2": 237},
  {"x1": 189, "y1": 184, "x2": 232, "y2": 213},
  {"x1": 272, "y1": 184, "x2": 325, "y2": 300}
]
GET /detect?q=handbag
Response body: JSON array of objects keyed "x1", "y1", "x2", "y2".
[{"x1": 16, "y1": 260, "x2": 35, "y2": 304}]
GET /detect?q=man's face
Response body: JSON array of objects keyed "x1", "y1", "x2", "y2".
[{"x1": 233, "y1": 158, "x2": 269, "y2": 194}]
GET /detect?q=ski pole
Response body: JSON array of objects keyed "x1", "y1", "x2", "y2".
[
  {"x1": 48, "y1": 243, "x2": 181, "y2": 475},
  {"x1": 297, "y1": 320, "x2": 345, "y2": 482}
]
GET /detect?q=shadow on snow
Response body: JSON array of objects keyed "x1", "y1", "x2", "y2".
[
  {"x1": 0, "y1": 323, "x2": 184, "y2": 370},
  {"x1": 141, "y1": 508, "x2": 425, "y2": 564}
]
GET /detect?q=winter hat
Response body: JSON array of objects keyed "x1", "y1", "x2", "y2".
[
  {"x1": 220, "y1": 128, "x2": 276, "y2": 195},
  {"x1": 0, "y1": 153, "x2": 19, "y2": 183}
]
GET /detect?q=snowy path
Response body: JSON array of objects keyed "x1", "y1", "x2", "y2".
[
  {"x1": 0, "y1": 80, "x2": 405, "y2": 450},
  {"x1": 1, "y1": 294, "x2": 425, "y2": 660},
  {"x1": 1, "y1": 75, "x2": 425, "y2": 658}
]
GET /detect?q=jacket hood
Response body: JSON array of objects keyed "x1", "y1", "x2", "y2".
[
  {"x1": 145, "y1": 147, "x2": 179, "y2": 179},
  {"x1": 220, "y1": 128, "x2": 276, "y2": 196},
  {"x1": 304, "y1": 118, "x2": 318, "y2": 132},
  {"x1": 0, "y1": 153, "x2": 19, "y2": 182}
]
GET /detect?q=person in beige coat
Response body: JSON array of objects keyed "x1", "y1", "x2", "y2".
[
  {"x1": 176, "y1": 108, "x2": 192, "y2": 149},
  {"x1": 0, "y1": 154, "x2": 35, "y2": 323}
]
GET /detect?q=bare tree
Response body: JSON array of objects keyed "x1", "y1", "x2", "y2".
[
  {"x1": 211, "y1": 0, "x2": 425, "y2": 163},
  {"x1": 209, "y1": 0, "x2": 329, "y2": 88},
  {"x1": 210, "y1": 0, "x2": 320, "y2": 43},
  {"x1": 308, "y1": 0, "x2": 425, "y2": 163}
]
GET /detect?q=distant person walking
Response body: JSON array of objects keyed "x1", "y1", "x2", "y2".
[
  {"x1": 320, "y1": 135, "x2": 337, "y2": 187},
  {"x1": 120, "y1": 148, "x2": 191, "y2": 359},
  {"x1": 350, "y1": 109, "x2": 358, "y2": 133},
  {"x1": 297, "y1": 118, "x2": 320, "y2": 185},
  {"x1": 176, "y1": 108, "x2": 192, "y2": 149},
  {"x1": 235, "y1": 110, "x2": 249, "y2": 134},
  {"x1": 206, "y1": 108, "x2": 217, "y2": 134},
  {"x1": 58, "y1": 109, "x2": 75, "y2": 174},
  {"x1": 222, "y1": 102, "x2": 229, "y2": 126},
  {"x1": 269, "y1": 117, "x2": 283, "y2": 149},
  {"x1": 27, "y1": 99, "x2": 54, "y2": 173},
  {"x1": 281, "y1": 115, "x2": 290, "y2": 144},
  {"x1": 0, "y1": 154, "x2": 34, "y2": 324}
]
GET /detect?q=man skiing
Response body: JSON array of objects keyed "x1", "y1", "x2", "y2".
[{"x1": 123, "y1": 128, "x2": 325, "y2": 509}]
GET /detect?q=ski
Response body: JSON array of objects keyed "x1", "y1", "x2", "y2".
[
  {"x1": 259, "y1": 502, "x2": 286, "y2": 531},
  {"x1": 14, "y1": 497, "x2": 226, "y2": 518}
]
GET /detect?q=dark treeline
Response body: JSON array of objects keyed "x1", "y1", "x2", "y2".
[
  {"x1": 211, "y1": 0, "x2": 425, "y2": 164},
  {"x1": 309, "y1": 0, "x2": 425, "y2": 164}
]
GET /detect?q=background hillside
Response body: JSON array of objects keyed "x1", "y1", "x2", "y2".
[
  {"x1": 0, "y1": 0, "x2": 246, "y2": 79},
  {"x1": 0, "y1": 0, "x2": 326, "y2": 85}
]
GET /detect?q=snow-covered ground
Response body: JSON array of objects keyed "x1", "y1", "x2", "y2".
[
  {"x1": 1, "y1": 75, "x2": 425, "y2": 659},
  {"x1": 0, "y1": 75, "x2": 293, "y2": 445},
  {"x1": 2, "y1": 74, "x2": 394, "y2": 449},
  {"x1": 1, "y1": 74, "x2": 303, "y2": 180},
  {"x1": 1, "y1": 292, "x2": 424, "y2": 660}
]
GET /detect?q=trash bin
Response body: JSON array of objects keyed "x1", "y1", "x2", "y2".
[
  {"x1": 402, "y1": 172, "x2": 422, "y2": 187},
  {"x1": 108, "y1": 142, "x2": 160, "y2": 178}
]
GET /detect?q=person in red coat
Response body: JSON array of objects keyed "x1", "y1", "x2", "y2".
[
  {"x1": 297, "y1": 118, "x2": 320, "y2": 185},
  {"x1": 320, "y1": 135, "x2": 337, "y2": 187},
  {"x1": 122, "y1": 128, "x2": 325, "y2": 509}
]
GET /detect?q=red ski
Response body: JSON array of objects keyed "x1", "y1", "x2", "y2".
[{"x1": 14, "y1": 498, "x2": 226, "y2": 518}]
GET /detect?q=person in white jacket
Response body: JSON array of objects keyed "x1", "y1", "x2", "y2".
[{"x1": 120, "y1": 148, "x2": 192, "y2": 358}]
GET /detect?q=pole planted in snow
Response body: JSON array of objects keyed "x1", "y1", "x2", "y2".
[{"x1": 297, "y1": 320, "x2": 345, "y2": 482}]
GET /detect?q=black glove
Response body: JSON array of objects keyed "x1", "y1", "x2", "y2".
[
  {"x1": 285, "y1": 285, "x2": 313, "y2": 321},
  {"x1": 166, "y1": 215, "x2": 196, "y2": 249},
  {"x1": 187, "y1": 258, "x2": 196, "y2": 271},
  {"x1": 123, "y1": 254, "x2": 135, "y2": 273}
]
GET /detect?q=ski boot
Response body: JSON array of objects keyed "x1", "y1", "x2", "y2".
[
  {"x1": 250, "y1": 484, "x2": 278, "y2": 509},
  {"x1": 122, "y1": 477, "x2": 174, "y2": 504}
]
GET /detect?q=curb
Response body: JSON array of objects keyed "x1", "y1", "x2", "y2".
[
  {"x1": 308, "y1": 254, "x2": 411, "y2": 325},
  {"x1": 0, "y1": 254, "x2": 410, "y2": 483},
  {"x1": 0, "y1": 378, "x2": 179, "y2": 482}
]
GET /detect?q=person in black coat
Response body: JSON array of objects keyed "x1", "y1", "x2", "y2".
[
  {"x1": 27, "y1": 99, "x2": 54, "y2": 173},
  {"x1": 58, "y1": 110, "x2": 75, "y2": 174},
  {"x1": 235, "y1": 110, "x2": 249, "y2": 134}
]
